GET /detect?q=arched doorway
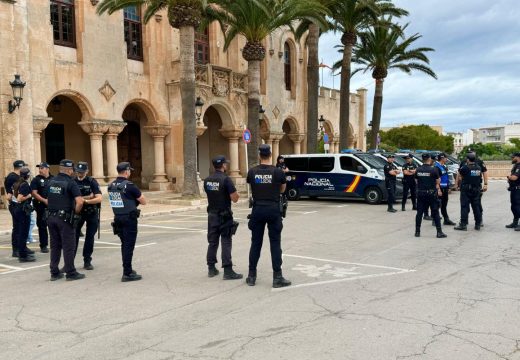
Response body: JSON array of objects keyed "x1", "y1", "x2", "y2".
[
  {"x1": 280, "y1": 118, "x2": 299, "y2": 156},
  {"x1": 119, "y1": 104, "x2": 155, "y2": 187},
  {"x1": 198, "y1": 106, "x2": 229, "y2": 179},
  {"x1": 44, "y1": 95, "x2": 91, "y2": 172}
]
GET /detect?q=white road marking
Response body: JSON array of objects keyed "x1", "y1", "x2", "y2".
[
  {"x1": 0, "y1": 263, "x2": 23, "y2": 270},
  {"x1": 358, "y1": 242, "x2": 410, "y2": 262},
  {"x1": 0, "y1": 264, "x2": 48, "y2": 275},
  {"x1": 80, "y1": 239, "x2": 119, "y2": 245},
  {"x1": 138, "y1": 224, "x2": 206, "y2": 232},
  {"x1": 135, "y1": 242, "x2": 157, "y2": 248},
  {"x1": 302, "y1": 211, "x2": 318, "y2": 215},
  {"x1": 283, "y1": 254, "x2": 415, "y2": 272}
]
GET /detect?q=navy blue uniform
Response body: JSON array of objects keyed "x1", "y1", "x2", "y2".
[
  {"x1": 415, "y1": 165, "x2": 442, "y2": 230},
  {"x1": 384, "y1": 162, "x2": 397, "y2": 209},
  {"x1": 509, "y1": 163, "x2": 520, "y2": 221},
  {"x1": 5, "y1": 172, "x2": 20, "y2": 254},
  {"x1": 13, "y1": 181, "x2": 32, "y2": 259},
  {"x1": 204, "y1": 171, "x2": 237, "y2": 268},
  {"x1": 108, "y1": 177, "x2": 141, "y2": 276},
  {"x1": 31, "y1": 174, "x2": 53, "y2": 250},
  {"x1": 74, "y1": 176, "x2": 102, "y2": 264},
  {"x1": 46, "y1": 173, "x2": 82, "y2": 276},
  {"x1": 401, "y1": 162, "x2": 417, "y2": 210},
  {"x1": 247, "y1": 165, "x2": 286, "y2": 275},
  {"x1": 434, "y1": 161, "x2": 452, "y2": 222},
  {"x1": 458, "y1": 163, "x2": 483, "y2": 226}
]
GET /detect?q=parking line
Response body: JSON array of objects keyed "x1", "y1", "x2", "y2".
[
  {"x1": 302, "y1": 211, "x2": 318, "y2": 215},
  {"x1": 283, "y1": 254, "x2": 416, "y2": 272},
  {"x1": 0, "y1": 263, "x2": 23, "y2": 270},
  {"x1": 138, "y1": 224, "x2": 206, "y2": 232}
]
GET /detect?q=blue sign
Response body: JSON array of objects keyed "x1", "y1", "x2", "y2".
[
  {"x1": 323, "y1": 133, "x2": 329, "y2": 143},
  {"x1": 243, "y1": 129, "x2": 252, "y2": 143}
]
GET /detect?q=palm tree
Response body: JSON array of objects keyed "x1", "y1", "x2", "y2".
[
  {"x1": 210, "y1": 0, "x2": 327, "y2": 166},
  {"x1": 97, "y1": 0, "x2": 209, "y2": 196},
  {"x1": 294, "y1": 2, "x2": 332, "y2": 154},
  {"x1": 352, "y1": 20, "x2": 437, "y2": 148},
  {"x1": 331, "y1": 0, "x2": 407, "y2": 150}
]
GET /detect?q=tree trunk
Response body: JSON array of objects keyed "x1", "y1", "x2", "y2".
[
  {"x1": 247, "y1": 60, "x2": 261, "y2": 168},
  {"x1": 306, "y1": 23, "x2": 320, "y2": 154},
  {"x1": 339, "y1": 41, "x2": 353, "y2": 150},
  {"x1": 179, "y1": 25, "x2": 200, "y2": 196},
  {"x1": 370, "y1": 79, "x2": 384, "y2": 149}
]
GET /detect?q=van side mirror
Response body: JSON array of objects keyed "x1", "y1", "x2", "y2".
[{"x1": 357, "y1": 166, "x2": 367, "y2": 174}]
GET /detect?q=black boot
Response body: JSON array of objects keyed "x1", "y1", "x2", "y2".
[
  {"x1": 506, "y1": 219, "x2": 519, "y2": 228},
  {"x1": 415, "y1": 227, "x2": 420, "y2": 237},
  {"x1": 424, "y1": 215, "x2": 433, "y2": 221},
  {"x1": 412, "y1": 205, "x2": 417, "y2": 210},
  {"x1": 454, "y1": 223, "x2": 467, "y2": 231},
  {"x1": 387, "y1": 207, "x2": 397, "y2": 213},
  {"x1": 444, "y1": 219, "x2": 456, "y2": 226},
  {"x1": 436, "y1": 228, "x2": 447, "y2": 238},
  {"x1": 475, "y1": 223, "x2": 481, "y2": 231},
  {"x1": 273, "y1": 271, "x2": 291, "y2": 288},
  {"x1": 223, "y1": 267, "x2": 243, "y2": 280},
  {"x1": 208, "y1": 265, "x2": 219, "y2": 278},
  {"x1": 402, "y1": 205, "x2": 406, "y2": 211},
  {"x1": 83, "y1": 260, "x2": 94, "y2": 270},
  {"x1": 246, "y1": 270, "x2": 256, "y2": 286}
]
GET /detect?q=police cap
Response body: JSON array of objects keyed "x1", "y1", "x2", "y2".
[
  {"x1": 75, "y1": 161, "x2": 89, "y2": 173},
  {"x1": 116, "y1": 162, "x2": 134, "y2": 172},
  {"x1": 13, "y1": 160, "x2": 26, "y2": 168},
  {"x1": 437, "y1": 153, "x2": 446, "y2": 160},
  {"x1": 20, "y1": 167, "x2": 30, "y2": 176},
  {"x1": 386, "y1": 154, "x2": 395, "y2": 159},
  {"x1": 421, "y1": 153, "x2": 431, "y2": 160},
  {"x1": 259, "y1": 144, "x2": 272, "y2": 156},
  {"x1": 404, "y1": 154, "x2": 412, "y2": 159},
  {"x1": 466, "y1": 153, "x2": 476, "y2": 161},
  {"x1": 59, "y1": 159, "x2": 74, "y2": 168},
  {"x1": 36, "y1": 162, "x2": 49, "y2": 168},
  {"x1": 512, "y1": 152, "x2": 520, "y2": 158},
  {"x1": 212, "y1": 155, "x2": 229, "y2": 167}
]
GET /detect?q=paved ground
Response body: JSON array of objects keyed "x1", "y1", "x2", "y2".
[{"x1": 1, "y1": 181, "x2": 519, "y2": 360}]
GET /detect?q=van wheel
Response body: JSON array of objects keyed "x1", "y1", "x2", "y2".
[
  {"x1": 287, "y1": 188, "x2": 300, "y2": 201},
  {"x1": 364, "y1": 187, "x2": 382, "y2": 205}
]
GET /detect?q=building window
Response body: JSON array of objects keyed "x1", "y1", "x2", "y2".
[
  {"x1": 284, "y1": 42, "x2": 291, "y2": 90},
  {"x1": 50, "y1": 0, "x2": 76, "y2": 48},
  {"x1": 195, "y1": 28, "x2": 210, "y2": 65},
  {"x1": 45, "y1": 124, "x2": 65, "y2": 165},
  {"x1": 124, "y1": 6, "x2": 143, "y2": 61}
]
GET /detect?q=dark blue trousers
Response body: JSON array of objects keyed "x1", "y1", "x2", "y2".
[
  {"x1": 75, "y1": 213, "x2": 98, "y2": 262},
  {"x1": 248, "y1": 205, "x2": 283, "y2": 273},
  {"x1": 115, "y1": 215, "x2": 138, "y2": 275},
  {"x1": 14, "y1": 205, "x2": 31, "y2": 258}
]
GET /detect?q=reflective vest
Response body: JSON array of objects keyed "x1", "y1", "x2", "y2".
[
  {"x1": 434, "y1": 162, "x2": 449, "y2": 188},
  {"x1": 47, "y1": 177, "x2": 74, "y2": 212}
]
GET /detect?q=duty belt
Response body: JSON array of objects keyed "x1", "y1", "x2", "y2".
[
  {"x1": 418, "y1": 189, "x2": 435, "y2": 195},
  {"x1": 253, "y1": 200, "x2": 278, "y2": 206}
]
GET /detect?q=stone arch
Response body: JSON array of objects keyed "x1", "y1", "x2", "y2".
[
  {"x1": 260, "y1": 115, "x2": 271, "y2": 142},
  {"x1": 122, "y1": 98, "x2": 160, "y2": 125},
  {"x1": 45, "y1": 90, "x2": 94, "y2": 122},
  {"x1": 278, "y1": 29, "x2": 299, "y2": 59},
  {"x1": 280, "y1": 117, "x2": 301, "y2": 156},
  {"x1": 201, "y1": 99, "x2": 237, "y2": 129},
  {"x1": 282, "y1": 116, "x2": 300, "y2": 134}
]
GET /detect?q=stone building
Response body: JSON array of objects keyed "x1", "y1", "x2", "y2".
[{"x1": 0, "y1": 0, "x2": 366, "y2": 193}]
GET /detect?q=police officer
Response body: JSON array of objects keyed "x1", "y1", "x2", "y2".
[
  {"x1": 12, "y1": 168, "x2": 36, "y2": 262},
  {"x1": 384, "y1": 154, "x2": 401, "y2": 212},
  {"x1": 246, "y1": 144, "x2": 291, "y2": 288},
  {"x1": 108, "y1": 162, "x2": 147, "y2": 282},
  {"x1": 276, "y1": 155, "x2": 289, "y2": 173},
  {"x1": 30, "y1": 162, "x2": 53, "y2": 253},
  {"x1": 46, "y1": 159, "x2": 85, "y2": 281},
  {"x1": 455, "y1": 153, "x2": 484, "y2": 231},
  {"x1": 414, "y1": 154, "x2": 447, "y2": 238},
  {"x1": 506, "y1": 152, "x2": 520, "y2": 230},
  {"x1": 401, "y1": 154, "x2": 417, "y2": 211},
  {"x1": 74, "y1": 162, "x2": 102, "y2": 270},
  {"x1": 460, "y1": 149, "x2": 488, "y2": 224},
  {"x1": 434, "y1": 153, "x2": 455, "y2": 226},
  {"x1": 204, "y1": 155, "x2": 242, "y2": 280},
  {"x1": 4, "y1": 160, "x2": 32, "y2": 257}
]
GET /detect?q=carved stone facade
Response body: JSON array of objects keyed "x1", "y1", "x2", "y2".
[{"x1": 0, "y1": 1, "x2": 365, "y2": 192}]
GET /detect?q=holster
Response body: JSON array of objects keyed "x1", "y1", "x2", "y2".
[
  {"x1": 129, "y1": 209, "x2": 141, "y2": 219},
  {"x1": 218, "y1": 209, "x2": 235, "y2": 237},
  {"x1": 279, "y1": 195, "x2": 288, "y2": 218},
  {"x1": 22, "y1": 201, "x2": 34, "y2": 216},
  {"x1": 248, "y1": 197, "x2": 254, "y2": 209},
  {"x1": 111, "y1": 221, "x2": 121, "y2": 236}
]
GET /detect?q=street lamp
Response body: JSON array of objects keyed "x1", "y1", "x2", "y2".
[
  {"x1": 258, "y1": 104, "x2": 266, "y2": 123},
  {"x1": 8, "y1": 74, "x2": 26, "y2": 114},
  {"x1": 195, "y1": 96, "x2": 204, "y2": 125},
  {"x1": 318, "y1": 115, "x2": 325, "y2": 133}
]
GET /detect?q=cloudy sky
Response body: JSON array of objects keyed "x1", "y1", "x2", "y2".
[{"x1": 318, "y1": 0, "x2": 520, "y2": 133}]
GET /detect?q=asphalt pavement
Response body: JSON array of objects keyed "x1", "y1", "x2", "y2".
[{"x1": 1, "y1": 181, "x2": 519, "y2": 360}]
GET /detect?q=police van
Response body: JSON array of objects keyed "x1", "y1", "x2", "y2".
[{"x1": 283, "y1": 153, "x2": 403, "y2": 204}]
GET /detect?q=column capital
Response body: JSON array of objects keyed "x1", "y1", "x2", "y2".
[
  {"x1": 33, "y1": 116, "x2": 52, "y2": 133},
  {"x1": 144, "y1": 124, "x2": 171, "y2": 138},
  {"x1": 219, "y1": 128, "x2": 242, "y2": 139},
  {"x1": 269, "y1": 131, "x2": 284, "y2": 142},
  {"x1": 288, "y1": 133, "x2": 305, "y2": 143},
  {"x1": 78, "y1": 120, "x2": 110, "y2": 135},
  {"x1": 196, "y1": 125, "x2": 208, "y2": 137},
  {"x1": 106, "y1": 120, "x2": 127, "y2": 135}
]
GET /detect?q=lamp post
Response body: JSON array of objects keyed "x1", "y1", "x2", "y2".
[
  {"x1": 258, "y1": 104, "x2": 266, "y2": 124},
  {"x1": 318, "y1": 114, "x2": 325, "y2": 133},
  {"x1": 8, "y1": 74, "x2": 26, "y2": 114},
  {"x1": 195, "y1": 96, "x2": 204, "y2": 126}
]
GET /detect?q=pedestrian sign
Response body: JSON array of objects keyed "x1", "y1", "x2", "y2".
[
  {"x1": 243, "y1": 129, "x2": 252, "y2": 144},
  {"x1": 323, "y1": 133, "x2": 329, "y2": 143}
]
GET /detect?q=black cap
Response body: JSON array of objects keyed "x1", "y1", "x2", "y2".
[
  {"x1": 467, "y1": 153, "x2": 476, "y2": 161},
  {"x1": 13, "y1": 160, "x2": 26, "y2": 168},
  {"x1": 437, "y1": 153, "x2": 446, "y2": 160},
  {"x1": 421, "y1": 153, "x2": 431, "y2": 160},
  {"x1": 512, "y1": 152, "x2": 520, "y2": 158},
  {"x1": 387, "y1": 154, "x2": 395, "y2": 159},
  {"x1": 117, "y1": 162, "x2": 134, "y2": 172},
  {"x1": 75, "y1": 161, "x2": 89, "y2": 173},
  {"x1": 259, "y1": 144, "x2": 272, "y2": 156},
  {"x1": 20, "y1": 167, "x2": 30, "y2": 176},
  {"x1": 404, "y1": 153, "x2": 412, "y2": 159},
  {"x1": 212, "y1": 155, "x2": 229, "y2": 167},
  {"x1": 59, "y1": 159, "x2": 74, "y2": 168},
  {"x1": 36, "y1": 162, "x2": 49, "y2": 169}
]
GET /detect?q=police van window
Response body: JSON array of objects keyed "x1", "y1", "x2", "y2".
[
  {"x1": 284, "y1": 157, "x2": 308, "y2": 171},
  {"x1": 340, "y1": 157, "x2": 366, "y2": 173},
  {"x1": 308, "y1": 157, "x2": 335, "y2": 172},
  {"x1": 355, "y1": 154, "x2": 384, "y2": 169}
]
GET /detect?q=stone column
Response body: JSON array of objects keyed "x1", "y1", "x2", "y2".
[
  {"x1": 79, "y1": 120, "x2": 110, "y2": 183},
  {"x1": 220, "y1": 128, "x2": 242, "y2": 178},
  {"x1": 270, "y1": 132, "x2": 284, "y2": 165},
  {"x1": 105, "y1": 121, "x2": 127, "y2": 181},
  {"x1": 144, "y1": 125, "x2": 171, "y2": 190},
  {"x1": 288, "y1": 134, "x2": 305, "y2": 155},
  {"x1": 32, "y1": 116, "x2": 52, "y2": 165}
]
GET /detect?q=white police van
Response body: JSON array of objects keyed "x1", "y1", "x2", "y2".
[{"x1": 283, "y1": 153, "x2": 403, "y2": 204}]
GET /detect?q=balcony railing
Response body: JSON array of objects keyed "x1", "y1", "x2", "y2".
[{"x1": 195, "y1": 64, "x2": 248, "y2": 97}]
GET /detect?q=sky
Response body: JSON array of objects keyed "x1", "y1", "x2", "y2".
[{"x1": 318, "y1": 0, "x2": 520, "y2": 133}]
